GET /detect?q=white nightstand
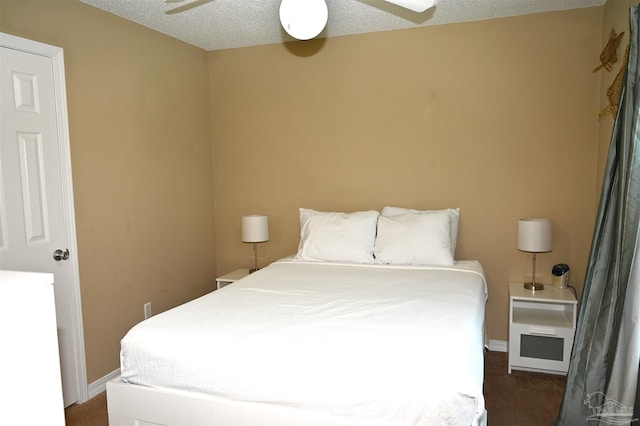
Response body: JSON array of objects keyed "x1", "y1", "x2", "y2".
[
  {"x1": 215, "y1": 269, "x2": 249, "y2": 290},
  {"x1": 508, "y1": 282, "x2": 577, "y2": 375}
]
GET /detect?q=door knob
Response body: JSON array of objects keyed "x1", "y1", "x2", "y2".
[{"x1": 53, "y1": 248, "x2": 70, "y2": 261}]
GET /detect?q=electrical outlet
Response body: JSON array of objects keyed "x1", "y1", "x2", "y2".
[{"x1": 144, "y1": 302, "x2": 152, "y2": 319}]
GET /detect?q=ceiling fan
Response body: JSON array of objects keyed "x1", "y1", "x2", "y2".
[
  {"x1": 279, "y1": 0, "x2": 435, "y2": 40},
  {"x1": 164, "y1": 0, "x2": 436, "y2": 39}
]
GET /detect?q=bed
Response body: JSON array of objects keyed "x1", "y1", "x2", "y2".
[{"x1": 107, "y1": 207, "x2": 488, "y2": 426}]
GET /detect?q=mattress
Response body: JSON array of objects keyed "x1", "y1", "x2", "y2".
[{"x1": 120, "y1": 259, "x2": 488, "y2": 426}]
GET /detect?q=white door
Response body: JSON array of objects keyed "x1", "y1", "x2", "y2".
[{"x1": 0, "y1": 33, "x2": 87, "y2": 407}]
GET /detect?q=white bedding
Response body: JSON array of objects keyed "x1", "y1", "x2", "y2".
[{"x1": 120, "y1": 259, "x2": 487, "y2": 426}]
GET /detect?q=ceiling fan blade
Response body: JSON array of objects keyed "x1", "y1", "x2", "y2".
[
  {"x1": 165, "y1": 0, "x2": 214, "y2": 15},
  {"x1": 381, "y1": 0, "x2": 435, "y2": 12}
]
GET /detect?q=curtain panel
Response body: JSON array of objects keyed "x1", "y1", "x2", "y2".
[{"x1": 555, "y1": 4, "x2": 640, "y2": 425}]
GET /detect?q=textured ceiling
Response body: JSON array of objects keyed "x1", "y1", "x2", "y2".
[{"x1": 79, "y1": 0, "x2": 606, "y2": 51}]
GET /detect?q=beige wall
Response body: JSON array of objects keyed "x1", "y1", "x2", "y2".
[
  {"x1": 210, "y1": 7, "x2": 604, "y2": 343},
  {"x1": 0, "y1": 0, "x2": 216, "y2": 383}
]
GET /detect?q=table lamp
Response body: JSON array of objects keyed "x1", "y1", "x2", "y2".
[
  {"x1": 518, "y1": 218, "x2": 552, "y2": 291},
  {"x1": 242, "y1": 215, "x2": 269, "y2": 273}
]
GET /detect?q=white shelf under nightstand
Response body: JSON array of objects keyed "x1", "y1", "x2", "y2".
[
  {"x1": 508, "y1": 282, "x2": 577, "y2": 375},
  {"x1": 215, "y1": 269, "x2": 249, "y2": 290}
]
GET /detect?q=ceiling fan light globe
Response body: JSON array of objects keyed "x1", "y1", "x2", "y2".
[{"x1": 279, "y1": 0, "x2": 328, "y2": 41}]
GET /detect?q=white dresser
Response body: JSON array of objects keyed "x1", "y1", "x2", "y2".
[{"x1": 0, "y1": 270, "x2": 65, "y2": 425}]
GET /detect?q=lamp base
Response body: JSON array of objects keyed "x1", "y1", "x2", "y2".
[
  {"x1": 249, "y1": 268, "x2": 260, "y2": 274},
  {"x1": 524, "y1": 282, "x2": 544, "y2": 291}
]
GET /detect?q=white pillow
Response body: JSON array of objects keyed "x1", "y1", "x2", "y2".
[
  {"x1": 295, "y1": 208, "x2": 379, "y2": 264},
  {"x1": 374, "y1": 211, "x2": 454, "y2": 266},
  {"x1": 381, "y1": 206, "x2": 459, "y2": 256}
]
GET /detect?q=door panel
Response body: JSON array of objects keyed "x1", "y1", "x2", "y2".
[{"x1": 18, "y1": 132, "x2": 50, "y2": 243}]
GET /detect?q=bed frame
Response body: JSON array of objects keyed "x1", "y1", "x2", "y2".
[{"x1": 107, "y1": 377, "x2": 487, "y2": 426}]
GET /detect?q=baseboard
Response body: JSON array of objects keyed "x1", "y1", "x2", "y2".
[
  {"x1": 88, "y1": 368, "x2": 120, "y2": 399},
  {"x1": 487, "y1": 339, "x2": 507, "y2": 352}
]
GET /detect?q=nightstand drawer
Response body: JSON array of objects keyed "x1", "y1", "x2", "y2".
[{"x1": 509, "y1": 322, "x2": 574, "y2": 374}]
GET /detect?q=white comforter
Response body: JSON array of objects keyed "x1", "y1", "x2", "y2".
[{"x1": 120, "y1": 259, "x2": 488, "y2": 426}]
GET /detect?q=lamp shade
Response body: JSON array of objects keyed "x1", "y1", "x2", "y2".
[
  {"x1": 242, "y1": 215, "x2": 269, "y2": 243},
  {"x1": 279, "y1": 0, "x2": 328, "y2": 41},
  {"x1": 518, "y1": 218, "x2": 552, "y2": 253}
]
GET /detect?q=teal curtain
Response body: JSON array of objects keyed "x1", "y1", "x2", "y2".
[{"x1": 554, "y1": 4, "x2": 640, "y2": 425}]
